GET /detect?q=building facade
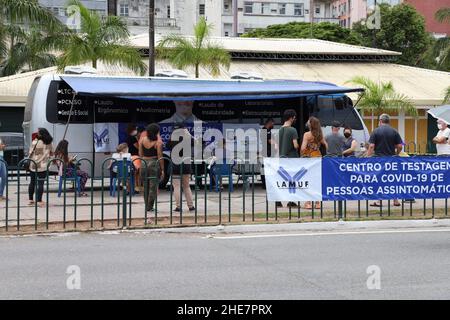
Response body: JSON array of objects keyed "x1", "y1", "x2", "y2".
[
  {"x1": 403, "y1": 0, "x2": 450, "y2": 37},
  {"x1": 38, "y1": 0, "x2": 107, "y2": 24},
  {"x1": 109, "y1": 0, "x2": 339, "y2": 37},
  {"x1": 331, "y1": 0, "x2": 402, "y2": 28}
]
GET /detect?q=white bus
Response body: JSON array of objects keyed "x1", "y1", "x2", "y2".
[{"x1": 23, "y1": 74, "x2": 369, "y2": 185}]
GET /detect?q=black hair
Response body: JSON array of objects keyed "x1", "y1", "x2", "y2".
[
  {"x1": 283, "y1": 109, "x2": 297, "y2": 122},
  {"x1": 54, "y1": 139, "x2": 69, "y2": 163},
  {"x1": 146, "y1": 123, "x2": 160, "y2": 141},
  {"x1": 264, "y1": 118, "x2": 274, "y2": 125},
  {"x1": 38, "y1": 128, "x2": 53, "y2": 145},
  {"x1": 344, "y1": 126, "x2": 352, "y2": 132}
]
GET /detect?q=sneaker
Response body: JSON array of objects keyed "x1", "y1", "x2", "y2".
[
  {"x1": 189, "y1": 206, "x2": 196, "y2": 211},
  {"x1": 174, "y1": 207, "x2": 181, "y2": 212}
]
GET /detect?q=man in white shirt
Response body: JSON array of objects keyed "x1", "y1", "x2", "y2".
[{"x1": 432, "y1": 119, "x2": 450, "y2": 155}]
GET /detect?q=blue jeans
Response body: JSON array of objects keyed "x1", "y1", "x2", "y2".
[{"x1": 0, "y1": 156, "x2": 6, "y2": 197}]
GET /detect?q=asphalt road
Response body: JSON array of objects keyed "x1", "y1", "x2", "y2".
[{"x1": 0, "y1": 227, "x2": 450, "y2": 300}]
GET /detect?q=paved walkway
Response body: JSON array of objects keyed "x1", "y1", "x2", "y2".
[{"x1": 0, "y1": 176, "x2": 448, "y2": 230}]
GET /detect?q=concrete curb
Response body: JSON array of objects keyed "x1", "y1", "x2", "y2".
[{"x1": 125, "y1": 218, "x2": 450, "y2": 235}]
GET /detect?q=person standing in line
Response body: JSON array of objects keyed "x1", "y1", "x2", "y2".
[
  {"x1": 28, "y1": 128, "x2": 54, "y2": 207},
  {"x1": 169, "y1": 123, "x2": 195, "y2": 212},
  {"x1": 301, "y1": 116, "x2": 327, "y2": 210},
  {"x1": 342, "y1": 126, "x2": 358, "y2": 157},
  {"x1": 432, "y1": 119, "x2": 450, "y2": 155},
  {"x1": 260, "y1": 118, "x2": 274, "y2": 190},
  {"x1": 367, "y1": 113, "x2": 403, "y2": 207},
  {"x1": 126, "y1": 124, "x2": 141, "y2": 193},
  {"x1": 0, "y1": 138, "x2": 7, "y2": 201},
  {"x1": 325, "y1": 121, "x2": 345, "y2": 157},
  {"x1": 139, "y1": 123, "x2": 164, "y2": 213},
  {"x1": 276, "y1": 109, "x2": 300, "y2": 208}
]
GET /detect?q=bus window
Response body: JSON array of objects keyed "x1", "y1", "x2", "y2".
[{"x1": 311, "y1": 96, "x2": 363, "y2": 130}]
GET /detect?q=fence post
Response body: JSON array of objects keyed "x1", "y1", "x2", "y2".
[
  {"x1": 122, "y1": 159, "x2": 127, "y2": 228},
  {"x1": 338, "y1": 200, "x2": 343, "y2": 220}
]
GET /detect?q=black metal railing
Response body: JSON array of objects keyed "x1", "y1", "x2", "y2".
[{"x1": 0, "y1": 156, "x2": 449, "y2": 234}]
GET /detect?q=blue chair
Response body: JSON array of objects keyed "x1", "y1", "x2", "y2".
[
  {"x1": 110, "y1": 160, "x2": 135, "y2": 197},
  {"x1": 209, "y1": 162, "x2": 235, "y2": 192},
  {"x1": 58, "y1": 175, "x2": 81, "y2": 197}
]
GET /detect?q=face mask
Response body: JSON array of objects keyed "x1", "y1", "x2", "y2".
[
  {"x1": 344, "y1": 132, "x2": 351, "y2": 138},
  {"x1": 131, "y1": 130, "x2": 138, "y2": 136}
]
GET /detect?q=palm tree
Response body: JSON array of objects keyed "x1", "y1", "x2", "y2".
[
  {"x1": 444, "y1": 87, "x2": 450, "y2": 104},
  {"x1": 0, "y1": 27, "x2": 58, "y2": 76},
  {"x1": 157, "y1": 17, "x2": 231, "y2": 78},
  {"x1": 57, "y1": 0, "x2": 146, "y2": 75},
  {"x1": 0, "y1": 0, "x2": 62, "y2": 74},
  {"x1": 435, "y1": 7, "x2": 450, "y2": 97},
  {"x1": 347, "y1": 77, "x2": 417, "y2": 132},
  {"x1": 435, "y1": 7, "x2": 450, "y2": 23}
]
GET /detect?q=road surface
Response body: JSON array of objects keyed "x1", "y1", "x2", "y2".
[{"x1": 0, "y1": 225, "x2": 449, "y2": 299}]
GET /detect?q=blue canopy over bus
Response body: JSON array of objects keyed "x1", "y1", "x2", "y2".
[{"x1": 60, "y1": 76, "x2": 364, "y2": 101}]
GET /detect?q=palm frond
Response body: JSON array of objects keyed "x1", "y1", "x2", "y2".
[
  {"x1": 200, "y1": 44, "x2": 231, "y2": 76},
  {"x1": 346, "y1": 76, "x2": 417, "y2": 117},
  {"x1": 0, "y1": 23, "x2": 7, "y2": 60},
  {"x1": 194, "y1": 17, "x2": 211, "y2": 49},
  {"x1": 158, "y1": 20, "x2": 230, "y2": 78},
  {"x1": 0, "y1": 0, "x2": 62, "y2": 29},
  {"x1": 99, "y1": 15, "x2": 130, "y2": 43},
  {"x1": 97, "y1": 44, "x2": 147, "y2": 75},
  {"x1": 435, "y1": 8, "x2": 450, "y2": 23},
  {"x1": 444, "y1": 87, "x2": 450, "y2": 104},
  {"x1": 57, "y1": 37, "x2": 94, "y2": 71}
]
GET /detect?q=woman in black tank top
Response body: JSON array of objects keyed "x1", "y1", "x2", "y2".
[{"x1": 139, "y1": 123, "x2": 164, "y2": 213}]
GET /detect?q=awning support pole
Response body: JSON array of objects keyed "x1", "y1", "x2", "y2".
[{"x1": 62, "y1": 92, "x2": 77, "y2": 141}]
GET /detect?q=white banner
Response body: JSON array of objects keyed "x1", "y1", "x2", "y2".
[
  {"x1": 263, "y1": 158, "x2": 322, "y2": 201},
  {"x1": 93, "y1": 123, "x2": 118, "y2": 152}
]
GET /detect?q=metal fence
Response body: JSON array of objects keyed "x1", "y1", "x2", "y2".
[{"x1": 0, "y1": 156, "x2": 448, "y2": 234}]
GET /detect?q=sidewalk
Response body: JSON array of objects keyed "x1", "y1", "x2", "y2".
[{"x1": 1, "y1": 176, "x2": 448, "y2": 230}]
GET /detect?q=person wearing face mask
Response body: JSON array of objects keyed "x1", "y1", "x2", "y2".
[
  {"x1": 342, "y1": 126, "x2": 358, "y2": 157},
  {"x1": 432, "y1": 119, "x2": 450, "y2": 155}
]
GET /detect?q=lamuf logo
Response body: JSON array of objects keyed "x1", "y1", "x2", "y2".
[
  {"x1": 276, "y1": 167, "x2": 309, "y2": 193},
  {"x1": 94, "y1": 128, "x2": 109, "y2": 148}
]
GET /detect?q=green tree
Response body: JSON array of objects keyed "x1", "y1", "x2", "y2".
[
  {"x1": 347, "y1": 76, "x2": 417, "y2": 132},
  {"x1": 241, "y1": 22, "x2": 362, "y2": 45},
  {"x1": 444, "y1": 87, "x2": 450, "y2": 104},
  {"x1": 157, "y1": 17, "x2": 231, "y2": 78},
  {"x1": 0, "y1": 27, "x2": 58, "y2": 76},
  {"x1": 0, "y1": 0, "x2": 62, "y2": 75},
  {"x1": 353, "y1": 4, "x2": 432, "y2": 66},
  {"x1": 57, "y1": 0, "x2": 146, "y2": 75},
  {"x1": 435, "y1": 7, "x2": 450, "y2": 23}
]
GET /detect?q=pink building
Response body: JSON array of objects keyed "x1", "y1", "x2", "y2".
[
  {"x1": 332, "y1": 0, "x2": 368, "y2": 28},
  {"x1": 332, "y1": 0, "x2": 402, "y2": 28}
]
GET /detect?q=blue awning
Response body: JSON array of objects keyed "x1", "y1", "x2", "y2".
[{"x1": 60, "y1": 76, "x2": 364, "y2": 101}]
